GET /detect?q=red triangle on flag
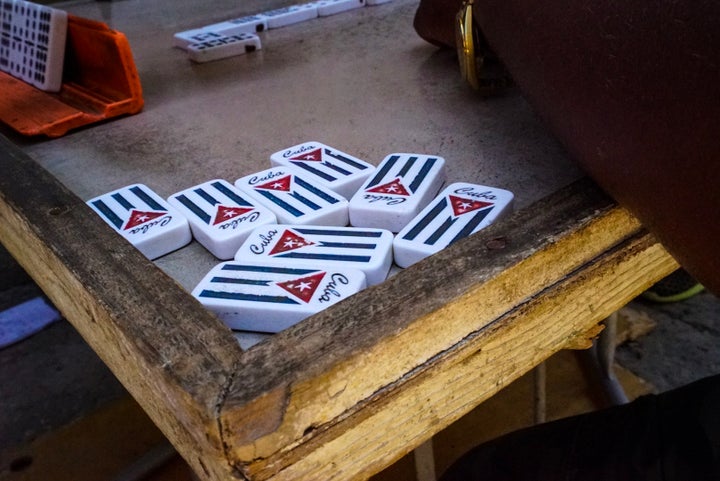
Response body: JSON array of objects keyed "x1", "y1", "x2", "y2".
[
  {"x1": 277, "y1": 272, "x2": 326, "y2": 303},
  {"x1": 366, "y1": 178, "x2": 410, "y2": 196},
  {"x1": 449, "y1": 195, "x2": 493, "y2": 217},
  {"x1": 269, "y1": 229, "x2": 315, "y2": 255},
  {"x1": 254, "y1": 175, "x2": 292, "y2": 192},
  {"x1": 123, "y1": 209, "x2": 166, "y2": 230},
  {"x1": 289, "y1": 148, "x2": 323, "y2": 162},
  {"x1": 213, "y1": 205, "x2": 254, "y2": 225}
]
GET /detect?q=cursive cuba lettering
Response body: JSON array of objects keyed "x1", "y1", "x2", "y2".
[
  {"x1": 249, "y1": 229, "x2": 278, "y2": 254},
  {"x1": 283, "y1": 144, "x2": 315, "y2": 158},
  {"x1": 128, "y1": 215, "x2": 172, "y2": 235},
  {"x1": 363, "y1": 194, "x2": 407, "y2": 205},
  {"x1": 454, "y1": 187, "x2": 497, "y2": 200},
  {"x1": 248, "y1": 171, "x2": 283, "y2": 185},
  {"x1": 217, "y1": 211, "x2": 260, "y2": 230},
  {"x1": 317, "y1": 273, "x2": 349, "y2": 303}
]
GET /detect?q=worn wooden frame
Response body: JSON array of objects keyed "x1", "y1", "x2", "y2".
[{"x1": 0, "y1": 134, "x2": 677, "y2": 480}]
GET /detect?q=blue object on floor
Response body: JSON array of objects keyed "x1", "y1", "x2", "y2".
[{"x1": 0, "y1": 296, "x2": 61, "y2": 349}]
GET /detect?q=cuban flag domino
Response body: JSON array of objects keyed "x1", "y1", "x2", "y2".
[
  {"x1": 270, "y1": 141, "x2": 375, "y2": 199},
  {"x1": 235, "y1": 225, "x2": 393, "y2": 285},
  {"x1": 192, "y1": 261, "x2": 366, "y2": 333},
  {"x1": 167, "y1": 179, "x2": 277, "y2": 260},
  {"x1": 87, "y1": 184, "x2": 191, "y2": 260},
  {"x1": 235, "y1": 166, "x2": 349, "y2": 226},
  {"x1": 349, "y1": 153, "x2": 446, "y2": 232},
  {"x1": 393, "y1": 182, "x2": 514, "y2": 268}
]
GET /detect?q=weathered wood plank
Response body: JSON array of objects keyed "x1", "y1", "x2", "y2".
[
  {"x1": 0, "y1": 135, "x2": 243, "y2": 481},
  {"x1": 254, "y1": 233, "x2": 675, "y2": 481},
  {"x1": 1, "y1": 131, "x2": 677, "y2": 481},
  {"x1": 218, "y1": 179, "x2": 676, "y2": 479}
]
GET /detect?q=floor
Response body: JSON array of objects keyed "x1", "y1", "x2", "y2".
[{"x1": 1, "y1": 241, "x2": 719, "y2": 480}]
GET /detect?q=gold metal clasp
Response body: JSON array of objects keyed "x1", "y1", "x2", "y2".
[
  {"x1": 455, "y1": 0, "x2": 480, "y2": 89},
  {"x1": 455, "y1": 0, "x2": 512, "y2": 94}
]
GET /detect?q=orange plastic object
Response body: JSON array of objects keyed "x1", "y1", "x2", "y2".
[{"x1": 0, "y1": 15, "x2": 143, "y2": 138}]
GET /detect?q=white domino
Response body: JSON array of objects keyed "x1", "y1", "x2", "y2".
[
  {"x1": 203, "y1": 14, "x2": 268, "y2": 37},
  {"x1": 260, "y1": 3, "x2": 318, "y2": 29},
  {"x1": 235, "y1": 166, "x2": 349, "y2": 226},
  {"x1": 187, "y1": 33, "x2": 261, "y2": 63},
  {"x1": 0, "y1": 0, "x2": 67, "y2": 92},
  {"x1": 349, "y1": 153, "x2": 446, "y2": 232},
  {"x1": 173, "y1": 30, "x2": 223, "y2": 50},
  {"x1": 173, "y1": 15, "x2": 268, "y2": 50},
  {"x1": 192, "y1": 261, "x2": 366, "y2": 333},
  {"x1": 167, "y1": 179, "x2": 277, "y2": 259},
  {"x1": 87, "y1": 184, "x2": 191, "y2": 260},
  {"x1": 393, "y1": 183, "x2": 514, "y2": 268},
  {"x1": 235, "y1": 225, "x2": 393, "y2": 285},
  {"x1": 270, "y1": 141, "x2": 375, "y2": 199},
  {"x1": 313, "y1": 0, "x2": 366, "y2": 16}
]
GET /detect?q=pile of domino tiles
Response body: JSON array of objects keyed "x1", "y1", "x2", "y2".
[{"x1": 87, "y1": 142, "x2": 514, "y2": 335}]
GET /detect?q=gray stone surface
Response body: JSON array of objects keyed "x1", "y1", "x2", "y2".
[{"x1": 620, "y1": 291, "x2": 720, "y2": 393}]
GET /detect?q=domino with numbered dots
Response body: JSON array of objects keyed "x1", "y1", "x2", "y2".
[
  {"x1": 87, "y1": 184, "x2": 191, "y2": 260},
  {"x1": 235, "y1": 225, "x2": 393, "y2": 285},
  {"x1": 313, "y1": 0, "x2": 366, "y2": 16},
  {"x1": 349, "y1": 153, "x2": 446, "y2": 232},
  {"x1": 235, "y1": 166, "x2": 349, "y2": 226},
  {"x1": 173, "y1": 29, "x2": 223, "y2": 50},
  {"x1": 393, "y1": 182, "x2": 514, "y2": 268},
  {"x1": 167, "y1": 179, "x2": 277, "y2": 260},
  {"x1": 187, "y1": 32, "x2": 261, "y2": 63},
  {"x1": 260, "y1": 3, "x2": 318, "y2": 29},
  {"x1": 202, "y1": 14, "x2": 267, "y2": 37},
  {"x1": 270, "y1": 141, "x2": 375, "y2": 199},
  {"x1": 173, "y1": 15, "x2": 267, "y2": 50},
  {"x1": 0, "y1": 0, "x2": 67, "y2": 92},
  {"x1": 192, "y1": 261, "x2": 366, "y2": 333}
]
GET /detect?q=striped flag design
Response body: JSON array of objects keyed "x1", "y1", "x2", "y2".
[
  {"x1": 192, "y1": 261, "x2": 367, "y2": 333},
  {"x1": 349, "y1": 153, "x2": 446, "y2": 232},
  {"x1": 235, "y1": 166, "x2": 349, "y2": 226},
  {"x1": 270, "y1": 142, "x2": 375, "y2": 198},
  {"x1": 235, "y1": 225, "x2": 394, "y2": 285},
  {"x1": 167, "y1": 179, "x2": 277, "y2": 260},
  {"x1": 393, "y1": 183, "x2": 514, "y2": 268},
  {"x1": 170, "y1": 179, "x2": 261, "y2": 228},
  {"x1": 399, "y1": 196, "x2": 495, "y2": 246},
  {"x1": 363, "y1": 154, "x2": 440, "y2": 196},
  {"x1": 197, "y1": 264, "x2": 323, "y2": 305},
  {"x1": 87, "y1": 183, "x2": 191, "y2": 260},
  {"x1": 89, "y1": 184, "x2": 170, "y2": 231}
]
